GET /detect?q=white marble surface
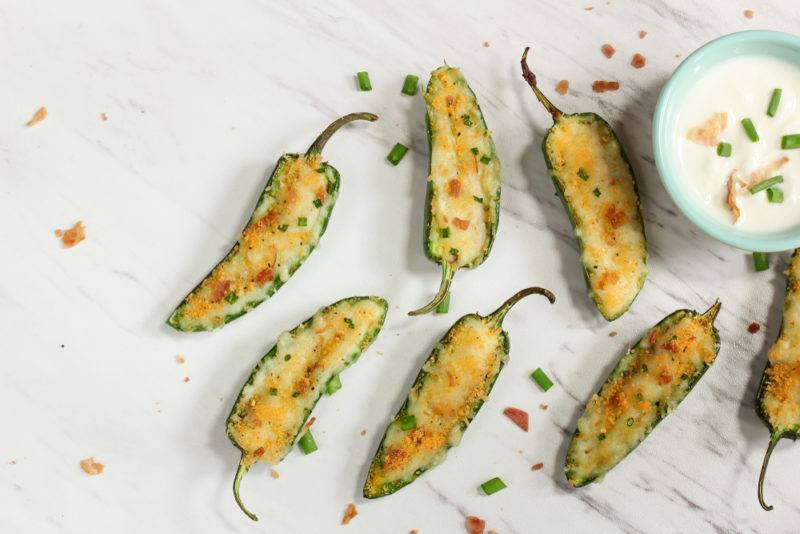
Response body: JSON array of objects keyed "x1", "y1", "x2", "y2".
[{"x1": 2, "y1": 1, "x2": 799, "y2": 533}]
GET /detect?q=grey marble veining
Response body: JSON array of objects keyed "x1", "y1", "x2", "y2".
[{"x1": 1, "y1": 1, "x2": 799, "y2": 532}]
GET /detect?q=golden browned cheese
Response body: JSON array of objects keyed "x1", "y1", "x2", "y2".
[
  {"x1": 228, "y1": 298, "x2": 385, "y2": 467},
  {"x1": 183, "y1": 155, "x2": 326, "y2": 328},
  {"x1": 546, "y1": 116, "x2": 646, "y2": 319},
  {"x1": 425, "y1": 66, "x2": 499, "y2": 269},
  {"x1": 366, "y1": 317, "x2": 504, "y2": 491},
  {"x1": 762, "y1": 255, "x2": 800, "y2": 433}
]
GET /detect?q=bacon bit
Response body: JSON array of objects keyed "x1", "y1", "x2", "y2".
[
  {"x1": 748, "y1": 322, "x2": 761, "y2": 334},
  {"x1": 253, "y1": 447, "x2": 265, "y2": 457},
  {"x1": 482, "y1": 41, "x2": 490, "y2": 48},
  {"x1": 605, "y1": 205, "x2": 628, "y2": 229},
  {"x1": 749, "y1": 157, "x2": 789, "y2": 186},
  {"x1": 503, "y1": 407, "x2": 529, "y2": 432},
  {"x1": 183, "y1": 376, "x2": 190, "y2": 383},
  {"x1": 592, "y1": 80, "x2": 620, "y2": 93},
  {"x1": 555, "y1": 80, "x2": 569, "y2": 95},
  {"x1": 601, "y1": 44, "x2": 616, "y2": 58},
  {"x1": 26, "y1": 106, "x2": 48, "y2": 127},
  {"x1": 453, "y1": 217, "x2": 470, "y2": 230},
  {"x1": 255, "y1": 267, "x2": 274, "y2": 285},
  {"x1": 648, "y1": 330, "x2": 659, "y2": 345},
  {"x1": 341, "y1": 503, "x2": 358, "y2": 525},
  {"x1": 726, "y1": 170, "x2": 745, "y2": 222},
  {"x1": 539, "y1": 403, "x2": 548, "y2": 410},
  {"x1": 466, "y1": 516, "x2": 486, "y2": 534},
  {"x1": 305, "y1": 416, "x2": 316, "y2": 430},
  {"x1": 316, "y1": 186, "x2": 327, "y2": 202},
  {"x1": 211, "y1": 280, "x2": 231, "y2": 302},
  {"x1": 639, "y1": 30, "x2": 647, "y2": 39},
  {"x1": 658, "y1": 368, "x2": 673, "y2": 385},
  {"x1": 662, "y1": 339, "x2": 679, "y2": 353},
  {"x1": 79, "y1": 457, "x2": 104, "y2": 476},
  {"x1": 609, "y1": 331, "x2": 618, "y2": 337},
  {"x1": 100, "y1": 112, "x2": 108, "y2": 121},
  {"x1": 270, "y1": 469, "x2": 280, "y2": 479},
  {"x1": 175, "y1": 355, "x2": 185, "y2": 364},
  {"x1": 447, "y1": 179, "x2": 461, "y2": 197},
  {"x1": 55, "y1": 221, "x2": 86, "y2": 248},
  {"x1": 687, "y1": 112, "x2": 727, "y2": 146},
  {"x1": 744, "y1": 9, "x2": 754, "y2": 19},
  {"x1": 531, "y1": 462, "x2": 544, "y2": 471},
  {"x1": 631, "y1": 53, "x2": 646, "y2": 69}
]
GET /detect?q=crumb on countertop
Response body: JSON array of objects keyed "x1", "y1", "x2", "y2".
[
  {"x1": 482, "y1": 41, "x2": 490, "y2": 48},
  {"x1": 601, "y1": 44, "x2": 616, "y2": 58},
  {"x1": 555, "y1": 80, "x2": 569, "y2": 95},
  {"x1": 466, "y1": 516, "x2": 486, "y2": 534},
  {"x1": 54, "y1": 221, "x2": 86, "y2": 248},
  {"x1": 26, "y1": 106, "x2": 48, "y2": 127},
  {"x1": 100, "y1": 112, "x2": 108, "y2": 121},
  {"x1": 360, "y1": 429, "x2": 367, "y2": 436},
  {"x1": 341, "y1": 503, "x2": 358, "y2": 525},
  {"x1": 592, "y1": 80, "x2": 620, "y2": 93},
  {"x1": 608, "y1": 331, "x2": 618, "y2": 337},
  {"x1": 175, "y1": 355, "x2": 185, "y2": 364},
  {"x1": 183, "y1": 376, "x2": 190, "y2": 383},
  {"x1": 631, "y1": 53, "x2": 646, "y2": 69},
  {"x1": 639, "y1": 30, "x2": 647, "y2": 39},
  {"x1": 585, "y1": 6, "x2": 594, "y2": 10},
  {"x1": 539, "y1": 403, "x2": 549, "y2": 410},
  {"x1": 532, "y1": 462, "x2": 544, "y2": 471},
  {"x1": 305, "y1": 416, "x2": 316, "y2": 430},
  {"x1": 79, "y1": 457, "x2": 104, "y2": 476},
  {"x1": 748, "y1": 322, "x2": 761, "y2": 334},
  {"x1": 744, "y1": 9, "x2": 754, "y2": 19},
  {"x1": 270, "y1": 469, "x2": 280, "y2": 479}
]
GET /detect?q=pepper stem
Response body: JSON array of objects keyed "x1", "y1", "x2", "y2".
[
  {"x1": 306, "y1": 112, "x2": 379, "y2": 157},
  {"x1": 233, "y1": 458, "x2": 258, "y2": 521},
  {"x1": 758, "y1": 436, "x2": 779, "y2": 511},
  {"x1": 408, "y1": 261, "x2": 453, "y2": 316},
  {"x1": 702, "y1": 300, "x2": 722, "y2": 322},
  {"x1": 520, "y1": 47, "x2": 563, "y2": 122},
  {"x1": 488, "y1": 286, "x2": 556, "y2": 326}
]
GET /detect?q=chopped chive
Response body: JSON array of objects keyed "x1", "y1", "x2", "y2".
[
  {"x1": 741, "y1": 118, "x2": 759, "y2": 142},
  {"x1": 435, "y1": 291, "x2": 450, "y2": 314},
  {"x1": 635, "y1": 392, "x2": 644, "y2": 402},
  {"x1": 531, "y1": 368, "x2": 554, "y2": 392},
  {"x1": 356, "y1": 71, "x2": 372, "y2": 91},
  {"x1": 753, "y1": 252, "x2": 769, "y2": 272},
  {"x1": 278, "y1": 224, "x2": 289, "y2": 232},
  {"x1": 292, "y1": 391, "x2": 300, "y2": 398},
  {"x1": 767, "y1": 187, "x2": 784, "y2": 203},
  {"x1": 449, "y1": 247, "x2": 459, "y2": 257},
  {"x1": 767, "y1": 88, "x2": 782, "y2": 117},
  {"x1": 316, "y1": 167, "x2": 326, "y2": 173},
  {"x1": 439, "y1": 227, "x2": 450, "y2": 238},
  {"x1": 344, "y1": 317, "x2": 354, "y2": 329},
  {"x1": 297, "y1": 217, "x2": 307, "y2": 227},
  {"x1": 399, "y1": 414, "x2": 417, "y2": 431},
  {"x1": 577, "y1": 168, "x2": 590, "y2": 181},
  {"x1": 325, "y1": 374, "x2": 342, "y2": 395},
  {"x1": 471, "y1": 147, "x2": 479, "y2": 155},
  {"x1": 598, "y1": 433, "x2": 606, "y2": 441},
  {"x1": 593, "y1": 187, "x2": 601, "y2": 197},
  {"x1": 298, "y1": 431, "x2": 318, "y2": 454},
  {"x1": 480, "y1": 477, "x2": 507, "y2": 495},
  {"x1": 716, "y1": 142, "x2": 732, "y2": 157},
  {"x1": 480, "y1": 155, "x2": 492, "y2": 164},
  {"x1": 781, "y1": 134, "x2": 800, "y2": 149},
  {"x1": 387, "y1": 143, "x2": 409, "y2": 165},
  {"x1": 750, "y1": 175, "x2": 783, "y2": 194},
  {"x1": 461, "y1": 114, "x2": 473, "y2": 127},
  {"x1": 401, "y1": 74, "x2": 419, "y2": 96},
  {"x1": 473, "y1": 195, "x2": 484, "y2": 203},
  {"x1": 225, "y1": 292, "x2": 238, "y2": 304},
  {"x1": 284, "y1": 354, "x2": 292, "y2": 361},
  {"x1": 626, "y1": 417, "x2": 635, "y2": 427},
  {"x1": 269, "y1": 387, "x2": 278, "y2": 396},
  {"x1": 641, "y1": 363, "x2": 649, "y2": 373},
  {"x1": 313, "y1": 198, "x2": 322, "y2": 208}
]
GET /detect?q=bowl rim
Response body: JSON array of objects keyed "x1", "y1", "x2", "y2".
[{"x1": 652, "y1": 29, "x2": 800, "y2": 252}]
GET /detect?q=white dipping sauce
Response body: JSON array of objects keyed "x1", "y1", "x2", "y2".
[{"x1": 675, "y1": 55, "x2": 800, "y2": 233}]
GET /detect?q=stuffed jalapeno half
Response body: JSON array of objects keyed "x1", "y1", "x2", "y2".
[
  {"x1": 408, "y1": 66, "x2": 502, "y2": 315},
  {"x1": 366, "y1": 287, "x2": 555, "y2": 497},
  {"x1": 520, "y1": 48, "x2": 646, "y2": 321},
  {"x1": 227, "y1": 296, "x2": 387, "y2": 520},
  {"x1": 565, "y1": 301, "x2": 721, "y2": 487},
  {"x1": 756, "y1": 249, "x2": 800, "y2": 511},
  {"x1": 168, "y1": 112, "x2": 378, "y2": 331}
]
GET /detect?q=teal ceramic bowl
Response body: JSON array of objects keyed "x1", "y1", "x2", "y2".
[{"x1": 653, "y1": 30, "x2": 800, "y2": 252}]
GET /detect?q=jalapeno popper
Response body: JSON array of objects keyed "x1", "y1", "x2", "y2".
[
  {"x1": 565, "y1": 301, "x2": 721, "y2": 487},
  {"x1": 168, "y1": 113, "x2": 378, "y2": 332},
  {"x1": 756, "y1": 249, "x2": 800, "y2": 511},
  {"x1": 227, "y1": 296, "x2": 388, "y2": 520},
  {"x1": 408, "y1": 66, "x2": 502, "y2": 315},
  {"x1": 520, "y1": 48, "x2": 647, "y2": 321},
  {"x1": 365, "y1": 287, "x2": 555, "y2": 497}
]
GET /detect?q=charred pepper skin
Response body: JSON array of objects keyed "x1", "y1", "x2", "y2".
[
  {"x1": 756, "y1": 249, "x2": 800, "y2": 512},
  {"x1": 409, "y1": 66, "x2": 502, "y2": 315},
  {"x1": 167, "y1": 112, "x2": 378, "y2": 332},
  {"x1": 520, "y1": 48, "x2": 647, "y2": 321},
  {"x1": 226, "y1": 296, "x2": 388, "y2": 521},
  {"x1": 365, "y1": 287, "x2": 555, "y2": 497}
]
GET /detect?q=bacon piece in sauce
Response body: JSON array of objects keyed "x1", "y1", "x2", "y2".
[
  {"x1": 503, "y1": 407, "x2": 529, "y2": 431},
  {"x1": 687, "y1": 112, "x2": 727, "y2": 146}
]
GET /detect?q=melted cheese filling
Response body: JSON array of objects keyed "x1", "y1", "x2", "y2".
[
  {"x1": 567, "y1": 311, "x2": 717, "y2": 484},
  {"x1": 547, "y1": 116, "x2": 646, "y2": 319},
  {"x1": 425, "y1": 66, "x2": 500, "y2": 270},
  {"x1": 763, "y1": 255, "x2": 800, "y2": 433},
  {"x1": 180, "y1": 155, "x2": 334, "y2": 329},
  {"x1": 367, "y1": 316, "x2": 504, "y2": 490},
  {"x1": 229, "y1": 298, "x2": 385, "y2": 466}
]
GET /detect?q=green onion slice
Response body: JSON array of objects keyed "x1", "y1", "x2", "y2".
[
  {"x1": 753, "y1": 252, "x2": 769, "y2": 272},
  {"x1": 435, "y1": 291, "x2": 450, "y2": 314},
  {"x1": 716, "y1": 142, "x2": 732, "y2": 157},
  {"x1": 531, "y1": 368, "x2": 554, "y2": 392},
  {"x1": 401, "y1": 74, "x2": 419, "y2": 96},
  {"x1": 356, "y1": 71, "x2": 372, "y2": 91},
  {"x1": 741, "y1": 118, "x2": 759, "y2": 142},
  {"x1": 326, "y1": 374, "x2": 342, "y2": 395},
  {"x1": 767, "y1": 187, "x2": 784, "y2": 203},
  {"x1": 387, "y1": 143, "x2": 409, "y2": 165},
  {"x1": 399, "y1": 414, "x2": 417, "y2": 431},
  {"x1": 480, "y1": 477, "x2": 507, "y2": 495},
  {"x1": 750, "y1": 175, "x2": 783, "y2": 194},
  {"x1": 781, "y1": 134, "x2": 800, "y2": 149},
  {"x1": 298, "y1": 431, "x2": 318, "y2": 454},
  {"x1": 767, "y1": 88, "x2": 782, "y2": 117}
]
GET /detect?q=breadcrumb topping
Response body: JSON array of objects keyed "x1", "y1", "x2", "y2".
[{"x1": 79, "y1": 457, "x2": 104, "y2": 476}]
